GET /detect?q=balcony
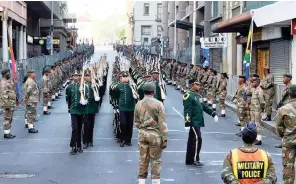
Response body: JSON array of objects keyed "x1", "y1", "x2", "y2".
[
  {"x1": 242, "y1": 1, "x2": 276, "y2": 13},
  {"x1": 0, "y1": 1, "x2": 27, "y2": 25},
  {"x1": 26, "y1": 1, "x2": 64, "y2": 19},
  {"x1": 155, "y1": 15, "x2": 162, "y2": 22},
  {"x1": 185, "y1": 4, "x2": 193, "y2": 16}
]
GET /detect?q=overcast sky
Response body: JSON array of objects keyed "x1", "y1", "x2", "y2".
[{"x1": 68, "y1": 0, "x2": 126, "y2": 20}]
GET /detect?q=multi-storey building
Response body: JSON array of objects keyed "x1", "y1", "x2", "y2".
[{"x1": 132, "y1": 1, "x2": 162, "y2": 46}]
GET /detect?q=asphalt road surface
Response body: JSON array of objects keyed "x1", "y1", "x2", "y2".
[{"x1": 0, "y1": 46, "x2": 284, "y2": 184}]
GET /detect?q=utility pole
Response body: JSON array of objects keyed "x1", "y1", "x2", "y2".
[
  {"x1": 173, "y1": 1, "x2": 177, "y2": 59},
  {"x1": 192, "y1": 1, "x2": 196, "y2": 65},
  {"x1": 50, "y1": 1, "x2": 54, "y2": 55}
]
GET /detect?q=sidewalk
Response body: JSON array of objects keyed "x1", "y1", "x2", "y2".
[{"x1": 225, "y1": 100, "x2": 277, "y2": 134}]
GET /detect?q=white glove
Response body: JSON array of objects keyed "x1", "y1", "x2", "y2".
[
  {"x1": 184, "y1": 127, "x2": 190, "y2": 132},
  {"x1": 214, "y1": 115, "x2": 219, "y2": 123}
]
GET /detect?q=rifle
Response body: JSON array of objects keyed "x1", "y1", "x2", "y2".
[{"x1": 277, "y1": 91, "x2": 289, "y2": 109}]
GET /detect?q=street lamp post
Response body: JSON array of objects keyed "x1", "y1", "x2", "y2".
[
  {"x1": 192, "y1": 1, "x2": 196, "y2": 65},
  {"x1": 50, "y1": 1, "x2": 54, "y2": 55}
]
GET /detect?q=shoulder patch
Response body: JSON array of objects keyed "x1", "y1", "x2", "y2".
[{"x1": 183, "y1": 93, "x2": 190, "y2": 100}]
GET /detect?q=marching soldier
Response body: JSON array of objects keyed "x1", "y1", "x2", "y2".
[
  {"x1": 186, "y1": 64, "x2": 196, "y2": 81},
  {"x1": 261, "y1": 67, "x2": 275, "y2": 121},
  {"x1": 221, "y1": 121, "x2": 277, "y2": 184},
  {"x1": 83, "y1": 69, "x2": 99, "y2": 149},
  {"x1": 180, "y1": 63, "x2": 188, "y2": 94},
  {"x1": 151, "y1": 70, "x2": 165, "y2": 103},
  {"x1": 183, "y1": 79, "x2": 218, "y2": 167},
  {"x1": 250, "y1": 76, "x2": 265, "y2": 145},
  {"x1": 42, "y1": 66, "x2": 51, "y2": 115},
  {"x1": 171, "y1": 60, "x2": 178, "y2": 86},
  {"x1": 217, "y1": 72, "x2": 228, "y2": 117},
  {"x1": 66, "y1": 69, "x2": 85, "y2": 155},
  {"x1": 0, "y1": 69, "x2": 17, "y2": 138},
  {"x1": 137, "y1": 74, "x2": 152, "y2": 100},
  {"x1": 276, "y1": 84, "x2": 296, "y2": 184},
  {"x1": 195, "y1": 65, "x2": 202, "y2": 83},
  {"x1": 22, "y1": 75, "x2": 29, "y2": 127},
  {"x1": 200, "y1": 67, "x2": 209, "y2": 103},
  {"x1": 115, "y1": 71, "x2": 137, "y2": 147},
  {"x1": 234, "y1": 76, "x2": 248, "y2": 137},
  {"x1": 23, "y1": 70, "x2": 39, "y2": 133},
  {"x1": 135, "y1": 82, "x2": 168, "y2": 184}
]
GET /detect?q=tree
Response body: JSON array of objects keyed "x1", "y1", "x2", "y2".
[{"x1": 118, "y1": 28, "x2": 126, "y2": 40}]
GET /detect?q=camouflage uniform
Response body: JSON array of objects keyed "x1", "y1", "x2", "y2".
[
  {"x1": 165, "y1": 61, "x2": 172, "y2": 83},
  {"x1": 208, "y1": 72, "x2": 217, "y2": 109},
  {"x1": 134, "y1": 95, "x2": 168, "y2": 180},
  {"x1": 221, "y1": 144, "x2": 277, "y2": 184},
  {"x1": 250, "y1": 86, "x2": 265, "y2": 138},
  {"x1": 175, "y1": 63, "x2": 182, "y2": 89},
  {"x1": 233, "y1": 84, "x2": 248, "y2": 128},
  {"x1": 180, "y1": 64, "x2": 187, "y2": 93},
  {"x1": 261, "y1": 73, "x2": 275, "y2": 118},
  {"x1": 24, "y1": 75, "x2": 40, "y2": 132},
  {"x1": 0, "y1": 76, "x2": 16, "y2": 136},
  {"x1": 217, "y1": 76, "x2": 227, "y2": 115},
  {"x1": 42, "y1": 68, "x2": 51, "y2": 114},
  {"x1": 200, "y1": 69, "x2": 209, "y2": 102},
  {"x1": 171, "y1": 61, "x2": 178, "y2": 85},
  {"x1": 276, "y1": 97, "x2": 296, "y2": 184}
]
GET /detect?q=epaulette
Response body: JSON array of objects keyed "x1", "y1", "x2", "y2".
[{"x1": 183, "y1": 92, "x2": 190, "y2": 100}]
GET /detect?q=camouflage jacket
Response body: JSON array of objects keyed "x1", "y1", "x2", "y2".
[
  {"x1": 217, "y1": 78, "x2": 227, "y2": 97},
  {"x1": 134, "y1": 96, "x2": 168, "y2": 141},
  {"x1": 209, "y1": 75, "x2": 217, "y2": 92},
  {"x1": 250, "y1": 86, "x2": 265, "y2": 112},
  {"x1": 282, "y1": 83, "x2": 291, "y2": 105},
  {"x1": 24, "y1": 77, "x2": 40, "y2": 103},
  {"x1": 0, "y1": 78, "x2": 16, "y2": 108},
  {"x1": 195, "y1": 70, "x2": 202, "y2": 82},
  {"x1": 261, "y1": 73, "x2": 274, "y2": 90},
  {"x1": 276, "y1": 99, "x2": 296, "y2": 147},
  {"x1": 186, "y1": 68, "x2": 196, "y2": 80},
  {"x1": 221, "y1": 144, "x2": 277, "y2": 184},
  {"x1": 233, "y1": 84, "x2": 247, "y2": 108},
  {"x1": 42, "y1": 75, "x2": 50, "y2": 93}
]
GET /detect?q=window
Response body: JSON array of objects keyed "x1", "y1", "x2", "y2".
[
  {"x1": 141, "y1": 26, "x2": 151, "y2": 35},
  {"x1": 144, "y1": 3, "x2": 149, "y2": 16},
  {"x1": 211, "y1": 1, "x2": 222, "y2": 18},
  {"x1": 157, "y1": 25, "x2": 162, "y2": 36},
  {"x1": 143, "y1": 38, "x2": 149, "y2": 45},
  {"x1": 157, "y1": 3, "x2": 162, "y2": 20}
]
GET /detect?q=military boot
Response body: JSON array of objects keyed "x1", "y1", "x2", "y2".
[
  {"x1": 70, "y1": 147, "x2": 77, "y2": 155},
  {"x1": 28, "y1": 127, "x2": 38, "y2": 133},
  {"x1": 263, "y1": 115, "x2": 271, "y2": 121}
]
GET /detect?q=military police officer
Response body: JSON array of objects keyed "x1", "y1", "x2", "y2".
[{"x1": 221, "y1": 122, "x2": 277, "y2": 184}]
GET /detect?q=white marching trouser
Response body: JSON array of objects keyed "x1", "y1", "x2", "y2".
[
  {"x1": 212, "y1": 104, "x2": 216, "y2": 109},
  {"x1": 138, "y1": 179, "x2": 146, "y2": 184},
  {"x1": 48, "y1": 101, "x2": 51, "y2": 107},
  {"x1": 43, "y1": 106, "x2": 48, "y2": 112},
  {"x1": 221, "y1": 109, "x2": 225, "y2": 115},
  {"x1": 4, "y1": 129, "x2": 10, "y2": 134}
]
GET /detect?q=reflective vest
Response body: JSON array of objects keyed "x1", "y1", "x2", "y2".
[{"x1": 231, "y1": 148, "x2": 268, "y2": 184}]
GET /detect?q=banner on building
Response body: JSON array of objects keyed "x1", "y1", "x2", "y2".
[{"x1": 200, "y1": 33, "x2": 227, "y2": 48}]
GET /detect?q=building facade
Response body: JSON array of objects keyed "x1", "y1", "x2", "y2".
[{"x1": 132, "y1": 1, "x2": 162, "y2": 46}]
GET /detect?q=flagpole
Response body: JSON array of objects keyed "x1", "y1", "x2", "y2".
[{"x1": 249, "y1": 17, "x2": 254, "y2": 73}]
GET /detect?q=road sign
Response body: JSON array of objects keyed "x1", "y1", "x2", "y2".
[
  {"x1": 46, "y1": 36, "x2": 52, "y2": 50},
  {"x1": 291, "y1": 19, "x2": 296, "y2": 35}
]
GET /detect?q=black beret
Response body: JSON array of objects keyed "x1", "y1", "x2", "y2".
[
  {"x1": 242, "y1": 121, "x2": 257, "y2": 137},
  {"x1": 27, "y1": 70, "x2": 35, "y2": 74},
  {"x1": 188, "y1": 79, "x2": 201, "y2": 85},
  {"x1": 239, "y1": 75, "x2": 246, "y2": 80},
  {"x1": 221, "y1": 72, "x2": 228, "y2": 79},
  {"x1": 252, "y1": 74, "x2": 259, "y2": 78},
  {"x1": 284, "y1": 74, "x2": 292, "y2": 78},
  {"x1": 1, "y1": 69, "x2": 10, "y2": 75},
  {"x1": 143, "y1": 82, "x2": 156, "y2": 92}
]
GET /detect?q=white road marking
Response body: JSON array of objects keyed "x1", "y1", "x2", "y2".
[
  {"x1": 161, "y1": 178, "x2": 175, "y2": 182},
  {"x1": 0, "y1": 151, "x2": 282, "y2": 156},
  {"x1": 172, "y1": 107, "x2": 184, "y2": 119}
]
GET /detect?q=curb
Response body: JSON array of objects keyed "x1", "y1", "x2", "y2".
[{"x1": 225, "y1": 101, "x2": 277, "y2": 135}]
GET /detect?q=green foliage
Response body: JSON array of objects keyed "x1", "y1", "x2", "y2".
[{"x1": 118, "y1": 28, "x2": 125, "y2": 40}]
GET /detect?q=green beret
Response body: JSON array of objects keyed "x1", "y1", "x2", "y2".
[
  {"x1": 188, "y1": 79, "x2": 200, "y2": 85},
  {"x1": 1, "y1": 69, "x2": 10, "y2": 75},
  {"x1": 289, "y1": 84, "x2": 296, "y2": 91},
  {"x1": 27, "y1": 70, "x2": 35, "y2": 74},
  {"x1": 143, "y1": 82, "x2": 156, "y2": 92},
  {"x1": 43, "y1": 67, "x2": 50, "y2": 73},
  {"x1": 239, "y1": 75, "x2": 246, "y2": 80},
  {"x1": 284, "y1": 74, "x2": 292, "y2": 78},
  {"x1": 212, "y1": 70, "x2": 217, "y2": 75},
  {"x1": 252, "y1": 74, "x2": 259, "y2": 78}
]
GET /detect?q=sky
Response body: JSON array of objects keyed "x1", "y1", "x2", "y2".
[{"x1": 68, "y1": 0, "x2": 126, "y2": 20}]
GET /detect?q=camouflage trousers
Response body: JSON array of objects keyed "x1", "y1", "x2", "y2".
[
  {"x1": 180, "y1": 76, "x2": 186, "y2": 90},
  {"x1": 237, "y1": 107, "x2": 247, "y2": 127},
  {"x1": 282, "y1": 146, "x2": 296, "y2": 184},
  {"x1": 250, "y1": 110, "x2": 262, "y2": 135},
  {"x1": 26, "y1": 103, "x2": 37, "y2": 124},
  {"x1": 207, "y1": 89, "x2": 216, "y2": 103},
  {"x1": 219, "y1": 96, "x2": 226, "y2": 110},
  {"x1": 263, "y1": 88, "x2": 275, "y2": 116},
  {"x1": 138, "y1": 131, "x2": 163, "y2": 179},
  {"x1": 3, "y1": 107, "x2": 14, "y2": 130},
  {"x1": 43, "y1": 92, "x2": 50, "y2": 106}
]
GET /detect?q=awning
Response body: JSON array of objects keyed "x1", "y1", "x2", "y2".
[
  {"x1": 252, "y1": 1, "x2": 296, "y2": 27},
  {"x1": 211, "y1": 12, "x2": 251, "y2": 33},
  {"x1": 169, "y1": 20, "x2": 204, "y2": 33}
]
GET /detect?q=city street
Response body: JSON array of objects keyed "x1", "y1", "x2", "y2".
[{"x1": 0, "y1": 47, "x2": 284, "y2": 184}]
